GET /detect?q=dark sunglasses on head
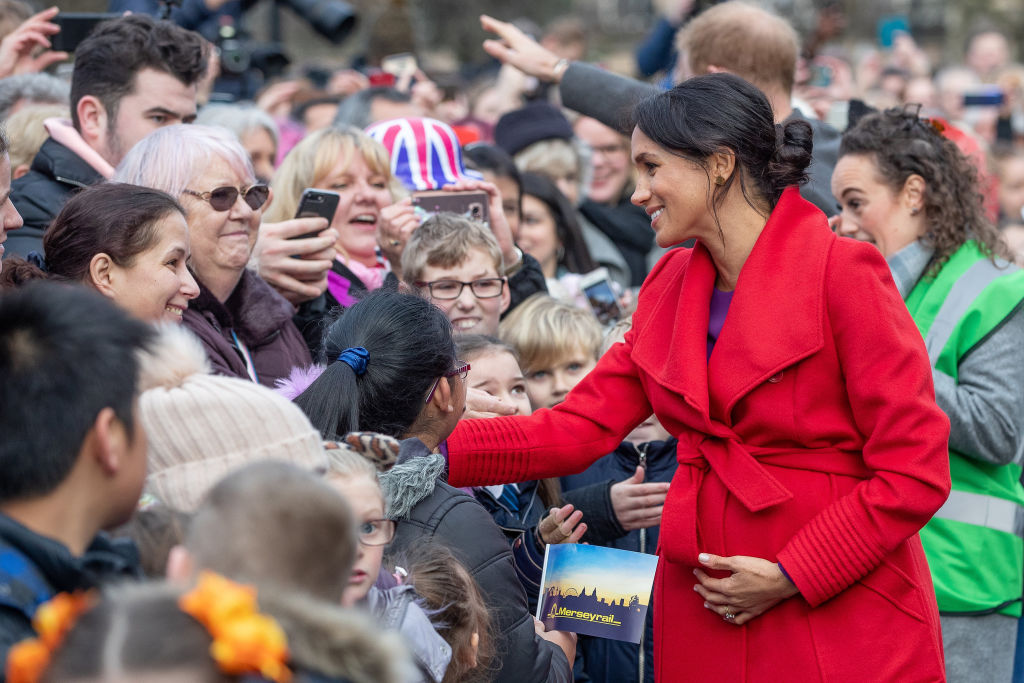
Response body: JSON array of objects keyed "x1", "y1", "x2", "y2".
[{"x1": 182, "y1": 184, "x2": 270, "y2": 212}]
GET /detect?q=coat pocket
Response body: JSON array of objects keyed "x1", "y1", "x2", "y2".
[{"x1": 856, "y1": 555, "x2": 928, "y2": 624}]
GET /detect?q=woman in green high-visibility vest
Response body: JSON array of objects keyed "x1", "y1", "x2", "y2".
[{"x1": 832, "y1": 106, "x2": 1024, "y2": 683}]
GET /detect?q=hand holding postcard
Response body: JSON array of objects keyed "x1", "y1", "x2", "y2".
[{"x1": 536, "y1": 544, "x2": 659, "y2": 644}]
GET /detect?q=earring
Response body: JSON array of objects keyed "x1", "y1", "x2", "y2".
[
  {"x1": 910, "y1": 206, "x2": 921, "y2": 216},
  {"x1": 714, "y1": 175, "x2": 726, "y2": 186}
]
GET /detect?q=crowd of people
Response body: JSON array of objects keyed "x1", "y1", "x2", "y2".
[{"x1": 0, "y1": 1, "x2": 1022, "y2": 681}]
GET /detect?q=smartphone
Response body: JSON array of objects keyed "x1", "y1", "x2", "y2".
[
  {"x1": 412, "y1": 190, "x2": 489, "y2": 226},
  {"x1": 808, "y1": 64, "x2": 833, "y2": 89},
  {"x1": 963, "y1": 87, "x2": 1005, "y2": 108},
  {"x1": 53, "y1": 13, "x2": 118, "y2": 53},
  {"x1": 381, "y1": 52, "x2": 418, "y2": 91},
  {"x1": 292, "y1": 188, "x2": 339, "y2": 239},
  {"x1": 579, "y1": 267, "x2": 623, "y2": 326}
]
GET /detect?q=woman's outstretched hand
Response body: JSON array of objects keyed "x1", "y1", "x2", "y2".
[{"x1": 692, "y1": 553, "x2": 799, "y2": 626}]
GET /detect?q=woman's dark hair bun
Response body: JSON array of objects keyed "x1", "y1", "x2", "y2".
[{"x1": 767, "y1": 119, "x2": 813, "y2": 195}]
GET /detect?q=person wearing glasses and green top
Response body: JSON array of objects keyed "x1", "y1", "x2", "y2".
[
  {"x1": 115, "y1": 124, "x2": 311, "y2": 388},
  {"x1": 288, "y1": 289, "x2": 577, "y2": 683}
]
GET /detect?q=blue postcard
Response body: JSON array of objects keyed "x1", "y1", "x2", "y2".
[{"x1": 536, "y1": 544, "x2": 659, "y2": 644}]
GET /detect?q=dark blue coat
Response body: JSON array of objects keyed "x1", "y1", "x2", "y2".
[{"x1": 560, "y1": 438, "x2": 678, "y2": 683}]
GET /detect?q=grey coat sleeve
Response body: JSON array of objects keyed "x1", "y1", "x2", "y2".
[
  {"x1": 559, "y1": 63, "x2": 659, "y2": 135},
  {"x1": 931, "y1": 306, "x2": 1024, "y2": 465}
]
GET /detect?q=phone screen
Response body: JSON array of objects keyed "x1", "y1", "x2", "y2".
[{"x1": 583, "y1": 278, "x2": 622, "y2": 325}]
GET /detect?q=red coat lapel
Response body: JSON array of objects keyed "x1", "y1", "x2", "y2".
[
  {"x1": 708, "y1": 188, "x2": 832, "y2": 421},
  {"x1": 631, "y1": 244, "x2": 715, "y2": 421}
]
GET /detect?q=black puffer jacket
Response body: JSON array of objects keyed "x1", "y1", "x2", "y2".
[
  {"x1": 6, "y1": 138, "x2": 104, "y2": 258},
  {"x1": 382, "y1": 439, "x2": 572, "y2": 683}
]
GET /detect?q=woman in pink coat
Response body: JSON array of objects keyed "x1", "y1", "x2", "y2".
[{"x1": 445, "y1": 74, "x2": 952, "y2": 681}]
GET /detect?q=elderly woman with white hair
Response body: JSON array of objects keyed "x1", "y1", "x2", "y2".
[{"x1": 114, "y1": 124, "x2": 311, "y2": 387}]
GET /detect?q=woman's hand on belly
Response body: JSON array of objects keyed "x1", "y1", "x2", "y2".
[{"x1": 692, "y1": 553, "x2": 800, "y2": 626}]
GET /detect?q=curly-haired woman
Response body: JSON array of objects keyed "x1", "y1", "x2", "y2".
[{"x1": 833, "y1": 107, "x2": 1024, "y2": 682}]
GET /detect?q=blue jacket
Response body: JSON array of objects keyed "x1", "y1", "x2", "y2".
[
  {"x1": 560, "y1": 438, "x2": 678, "y2": 683},
  {"x1": 0, "y1": 513, "x2": 141, "y2": 670}
]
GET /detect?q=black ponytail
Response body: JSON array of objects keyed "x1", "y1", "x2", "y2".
[{"x1": 294, "y1": 289, "x2": 456, "y2": 440}]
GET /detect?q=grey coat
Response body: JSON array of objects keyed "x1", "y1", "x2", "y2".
[{"x1": 381, "y1": 440, "x2": 572, "y2": 683}]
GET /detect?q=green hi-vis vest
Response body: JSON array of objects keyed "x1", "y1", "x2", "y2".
[{"x1": 907, "y1": 241, "x2": 1024, "y2": 616}]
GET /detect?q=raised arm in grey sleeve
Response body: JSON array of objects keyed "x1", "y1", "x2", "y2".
[
  {"x1": 931, "y1": 306, "x2": 1024, "y2": 465},
  {"x1": 559, "y1": 63, "x2": 658, "y2": 135}
]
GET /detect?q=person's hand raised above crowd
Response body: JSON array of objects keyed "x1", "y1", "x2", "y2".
[
  {"x1": 480, "y1": 14, "x2": 566, "y2": 84},
  {"x1": 0, "y1": 7, "x2": 67, "y2": 79},
  {"x1": 250, "y1": 218, "x2": 337, "y2": 305}
]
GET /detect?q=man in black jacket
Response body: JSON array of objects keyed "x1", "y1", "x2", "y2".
[
  {"x1": 0, "y1": 284, "x2": 154, "y2": 666},
  {"x1": 5, "y1": 15, "x2": 208, "y2": 258}
]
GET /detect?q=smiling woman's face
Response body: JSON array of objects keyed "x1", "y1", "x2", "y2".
[{"x1": 181, "y1": 156, "x2": 261, "y2": 295}]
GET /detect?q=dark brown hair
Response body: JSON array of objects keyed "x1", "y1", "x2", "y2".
[
  {"x1": 839, "y1": 108, "x2": 1011, "y2": 274},
  {"x1": 631, "y1": 73, "x2": 812, "y2": 242},
  {"x1": 69, "y1": 14, "x2": 208, "y2": 132},
  {"x1": 42, "y1": 183, "x2": 185, "y2": 283},
  {"x1": 402, "y1": 542, "x2": 494, "y2": 683}
]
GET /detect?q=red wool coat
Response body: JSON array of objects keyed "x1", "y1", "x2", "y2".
[{"x1": 447, "y1": 189, "x2": 952, "y2": 682}]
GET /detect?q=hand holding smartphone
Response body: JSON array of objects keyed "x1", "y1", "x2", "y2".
[{"x1": 293, "y1": 189, "x2": 340, "y2": 239}]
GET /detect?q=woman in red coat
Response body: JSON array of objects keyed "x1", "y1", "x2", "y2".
[{"x1": 445, "y1": 73, "x2": 952, "y2": 682}]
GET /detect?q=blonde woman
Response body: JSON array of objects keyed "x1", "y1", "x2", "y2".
[{"x1": 267, "y1": 126, "x2": 402, "y2": 311}]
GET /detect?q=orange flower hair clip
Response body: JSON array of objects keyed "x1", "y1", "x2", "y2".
[
  {"x1": 6, "y1": 591, "x2": 95, "y2": 683},
  {"x1": 179, "y1": 571, "x2": 293, "y2": 683}
]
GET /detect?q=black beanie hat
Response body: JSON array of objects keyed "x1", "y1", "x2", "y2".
[{"x1": 494, "y1": 101, "x2": 574, "y2": 157}]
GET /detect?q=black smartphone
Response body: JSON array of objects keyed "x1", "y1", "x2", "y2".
[
  {"x1": 579, "y1": 267, "x2": 623, "y2": 326},
  {"x1": 292, "y1": 188, "x2": 339, "y2": 239},
  {"x1": 52, "y1": 13, "x2": 118, "y2": 53}
]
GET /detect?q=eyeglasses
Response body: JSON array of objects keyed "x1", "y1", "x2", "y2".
[
  {"x1": 414, "y1": 278, "x2": 505, "y2": 300},
  {"x1": 182, "y1": 184, "x2": 270, "y2": 212},
  {"x1": 590, "y1": 142, "x2": 628, "y2": 158},
  {"x1": 358, "y1": 518, "x2": 396, "y2": 547},
  {"x1": 425, "y1": 361, "x2": 471, "y2": 403}
]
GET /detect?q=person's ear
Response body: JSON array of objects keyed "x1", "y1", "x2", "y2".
[
  {"x1": 705, "y1": 64, "x2": 730, "y2": 76},
  {"x1": 499, "y1": 277, "x2": 511, "y2": 315},
  {"x1": 166, "y1": 544, "x2": 195, "y2": 583},
  {"x1": 12, "y1": 163, "x2": 29, "y2": 179},
  {"x1": 90, "y1": 407, "x2": 127, "y2": 476},
  {"x1": 428, "y1": 376, "x2": 455, "y2": 414},
  {"x1": 76, "y1": 95, "x2": 109, "y2": 149},
  {"x1": 89, "y1": 253, "x2": 117, "y2": 297},
  {"x1": 901, "y1": 174, "x2": 926, "y2": 213},
  {"x1": 708, "y1": 150, "x2": 736, "y2": 185}
]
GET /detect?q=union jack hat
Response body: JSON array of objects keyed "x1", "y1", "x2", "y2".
[{"x1": 365, "y1": 117, "x2": 483, "y2": 192}]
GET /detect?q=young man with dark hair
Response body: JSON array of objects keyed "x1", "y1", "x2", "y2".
[
  {"x1": 6, "y1": 14, "x2": 209, "y2": 257},
  {"x1": 0, "y1": 283, "x2": 154, "y2": 662}
]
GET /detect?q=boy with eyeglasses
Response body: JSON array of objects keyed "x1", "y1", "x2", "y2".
[{"x1": 402, "y1": 212, "x2": 512, "y2": 336}]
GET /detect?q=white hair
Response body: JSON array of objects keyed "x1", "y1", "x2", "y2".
[{"x1": 112, "y1": 124, "x2": 256, "y2": 199}]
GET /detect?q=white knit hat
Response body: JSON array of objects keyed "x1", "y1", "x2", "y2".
[{"x1": 138, "y1": 326, "x2": 327, "y2": 512}]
